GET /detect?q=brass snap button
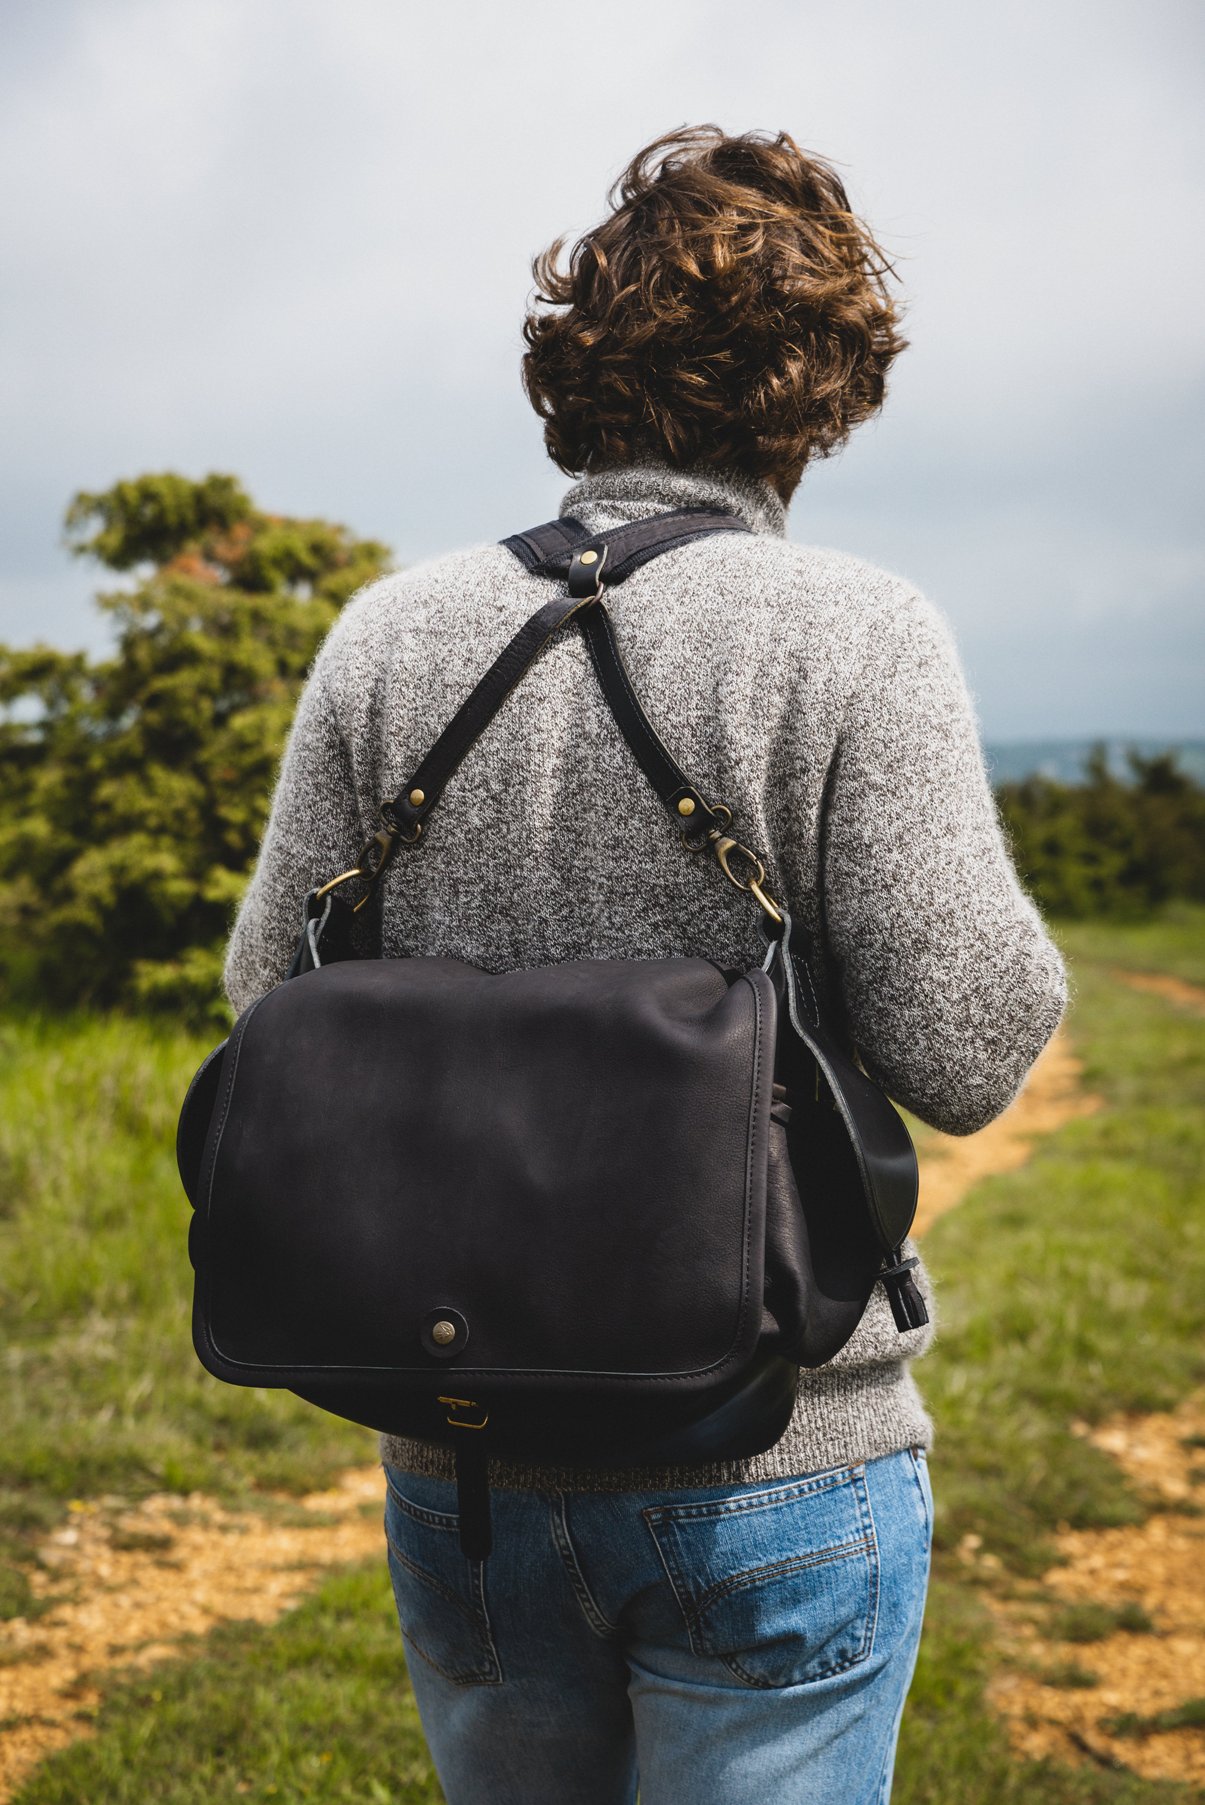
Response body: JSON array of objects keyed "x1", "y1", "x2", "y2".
[{"x1": 421, "y1": 1307, "x2": 469, "y2": 1359}]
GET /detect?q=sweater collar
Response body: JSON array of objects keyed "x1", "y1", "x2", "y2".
[{"x1": 559, "y1": 462, "x2": 787, "y2": 540}]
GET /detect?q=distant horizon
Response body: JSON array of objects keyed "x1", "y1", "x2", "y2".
[{"x1": 983, "y1": 736, "x2": 1205, "y2": 787}]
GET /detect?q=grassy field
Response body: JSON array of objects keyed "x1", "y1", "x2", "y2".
[
  {"x1": 0, "y1": 1014, "x2": 372, "y2": 1623},
  {"x1": 2, "y1": 908, "x2": 1203, "y2": 1801}
]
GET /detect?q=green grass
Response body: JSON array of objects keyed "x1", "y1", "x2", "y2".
[
  {"x1": 1102, "y1": 1700, "x2": 1205, "y2": 1740},
  {"x1": 895, "y1": 1582, "x2": 1195, "y2": 1805},
  {"x1": 1049, "y1": 1602, "x2": 1155, "y2": 1644},
  {"x1": 11, "y1": 1564, "x2": 444, "y2": 1805},
  {"x1": 1037, "y1": 1663, "x2": 1102, "y2": 1690},
  {"x1": 1055, "y1": 902, "x2": 1205, "y2": 987},
  {"x1": 5, "y1": 907, "x2": 1205, "y2": 1802},
  {"x1": 0, "y1": 1014, "x2": 373, "y2": 1614},
  {"x1": 916, "y1": 928, "x2": 1205, "y2": 1576}
]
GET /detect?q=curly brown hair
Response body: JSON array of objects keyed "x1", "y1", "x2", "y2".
[{"x1": 522, "y1": 126, "x2": 907, "y2": 500}]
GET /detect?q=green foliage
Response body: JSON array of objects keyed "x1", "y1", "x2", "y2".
[
  {"x1": 4, "y1": 470, "x2": 1203, "y2": 1029},
  {"x1": 998, "y1": 746, "x2": 1205, "y2": 919},
  {"x1": 1056, "y1": 902, "x2": 1205, "y2": 987},
  {"x1": 0, "y1": 475, "x2": 390, "y2": 1022}
]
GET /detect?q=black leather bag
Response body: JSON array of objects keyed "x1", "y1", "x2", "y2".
[{"x1": 178, "y1": 509, "x2": 924, "y2": 1557}]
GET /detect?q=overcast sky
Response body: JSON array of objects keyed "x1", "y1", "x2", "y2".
[{"x1": 2, "y1": 0, "x2": 1201, "y2": 738}]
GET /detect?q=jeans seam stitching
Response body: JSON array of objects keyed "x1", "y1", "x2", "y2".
[
  {"x1": 384, "y1": 1471, "x2": 459, "y2": 1530},
  {"x1": 908, "y1": 1448, "x2": 933, "y2": 1540},
  {"x1": 550, "y1": 1493, "x2": 618, "y2": 1640},
  {"x1": 641, "y1": 1466, "x2": 858, "y2": 1527},
  {"x1": 644, "y1": 1513, "x2": 704, "y2": 1656},
  {"x1": 385, "y1": 1533, "x2": 488, "y2": 1627},
  {"x1": 720, "y1": 1639, "x2": 872, "y2": 1689},
  {"x1": 398, "y1": 1627, "x2": 502, "y2": 1687},
  {"x1": 385, "y1": 1536, "x2": 503, "y2": 1684},
  {"x1": 683, "y1": 1537, "x2": 877, "y2": 1630},
  {"x1": 860, "y1": 1469, "x2": 883, "y2": 1663},
  {"x1": 469, "y1": 1545, "x2": 504, "y2": 1681}
]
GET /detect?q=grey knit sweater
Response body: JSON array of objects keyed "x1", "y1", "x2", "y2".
[{"x1": 224, "y1": 461, "x2": 1066, "y2": 1490}]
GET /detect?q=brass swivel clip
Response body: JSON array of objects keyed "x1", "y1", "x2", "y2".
[
  {"x1": 681, "y1": 796, "x2": 784, "y2": 925},
  {"x1": 712, "y1": 834, "x2": 784, "y2": 926},
  {"x1": 313, "y1": 816, "x2": 399, "y2": 913}
]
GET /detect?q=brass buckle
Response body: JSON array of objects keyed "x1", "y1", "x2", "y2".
[{"x1": 438, "y1": 1395, "x2": 490, "y2": 1431}]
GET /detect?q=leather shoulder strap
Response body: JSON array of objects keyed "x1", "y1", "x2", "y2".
[
  {"x1": 502, "y1": 506, "x2": 750, "y2": 586},
  {"x1": 383, "y1": 509, "x2": 750, "y2": 844},
  {"x1": 381, "y1": 585, "x2": 602, "y2": 840},
  {"x1": 325, "y1": 510, "x2": 781, "y2": 936}
]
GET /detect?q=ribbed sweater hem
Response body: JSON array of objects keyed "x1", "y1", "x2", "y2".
[{"x1": 379, "y1": 1361, "x2": 933, "y2": 1493}]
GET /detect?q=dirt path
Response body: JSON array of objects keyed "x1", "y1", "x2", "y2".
[
  {"x1": 0, "y1": 975, "x2": 1194, "y2": 1798},
  {"x1": 0, "y1": 1466, "x2": 384, "y2": 1801},
  {"x1": 912, "y1": 1028, "x2": 1101, "y2": 1236},
  {"x1": 985, "y1": 1393, "x2": 1205, "y2": 1785},
  {"x1": 1112, "y1": 969, "x2": 1205, "y2": 1015}
]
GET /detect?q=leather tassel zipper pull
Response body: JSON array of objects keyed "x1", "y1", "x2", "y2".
[{"x1": 880, "y1": 1246, "x2": 929, "y2": 1332}]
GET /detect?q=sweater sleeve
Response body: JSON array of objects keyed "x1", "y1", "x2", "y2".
[
  {"x1": 822, "y1": 589, "x2": 1067, "y2": 1136},
  {"x1": 222, "y1": 651, "x2": 370, "y2": 1016}
]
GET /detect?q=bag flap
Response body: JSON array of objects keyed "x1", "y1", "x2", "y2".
[{"x1": 190, "y1": 956, "x2": 774, "y2": 1394}]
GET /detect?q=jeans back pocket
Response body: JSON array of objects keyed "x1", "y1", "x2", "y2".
[
  {"x1": 643, "y1": 1466, "x2": 879, "y2": 1689},
  {"x1": 384, "y1": 1469, "x2": 502, "y2": 1686}
]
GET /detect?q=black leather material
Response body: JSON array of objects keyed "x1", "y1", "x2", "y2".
[
  {"x1": 769, "y1": 916, "x2": 919, "y2": 1254},
  {"x1": 189, "y1": 957, "x2": 781, "y2": 1390},
  {"x1": 285, "y1": 890, "x2": 358, "y2": 979},
  {"x1": 579, "y1": 604, "x2": 730, "y2": 844},
  {"x1": 286, "y1": 1348, "x2": 799, "y2": 1464},
  {"x1": 502, "y1": 506, "x2": 750, "y2": 587},
  {"x1": 388, "y1": 509, "x2": 749, "y2": 845},
  {"x1": 386, "y1": 587, "x2": 602, "y2": 840},
  {"x1": 177, "y1": 1039, "x2": 227, "y2": 1207}
]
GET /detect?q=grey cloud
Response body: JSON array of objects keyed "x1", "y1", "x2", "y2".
[{"x1": 1, "y1": 0, "x2": 1201, "y2": 734}]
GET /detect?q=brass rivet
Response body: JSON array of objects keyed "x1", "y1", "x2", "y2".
[
  {"x1": 580, "y1": 549, "x2": 598, "y2": 565},
  {"x1": 409, "y1": 788, "x2": 425, "y2": 808},
  {"x1": 431, "y1": 1319, "x2": 457, "y2": 1346},
  {"x1": 677, "y1": 797, "x2": 696, "y2": 817}
]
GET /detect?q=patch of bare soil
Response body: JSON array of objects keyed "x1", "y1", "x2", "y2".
[
  {"x1": 985, "y1": 1393, "x2": 1205, "y2": 1786},
  {"x1": 1113, "y1": 970, "x2": 1205, "y2": 1015},
  {"x1": 912, "y1": 1029, "x2": 1101, "y2": 1236},
  {"x1": 0, "y1": 1465, "x2": 384, "y2": 1803}
]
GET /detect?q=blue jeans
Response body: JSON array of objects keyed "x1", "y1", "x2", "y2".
[{"x1": 383, "y1": 1446, "x2": 932, "y2": 1804}]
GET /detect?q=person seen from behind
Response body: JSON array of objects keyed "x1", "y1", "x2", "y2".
[{"x1": 225, "y1": 125, "x2": 1067, "y2": 1803}]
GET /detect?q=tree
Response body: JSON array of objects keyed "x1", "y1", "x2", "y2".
[
  {"x1": 997, "y1": 744, "x2": 1205, "y2": 919},
  {"x1": 0, "y1": 475, "x2": 391, "y2": 1021}
]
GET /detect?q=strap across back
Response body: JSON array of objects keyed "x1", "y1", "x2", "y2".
[
  {"x1": 324, "y1": 506, "x2": 784, "y2": 932},
  {"x1": 385, "y1": 507, "x2": 752, "y2": 851}
]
